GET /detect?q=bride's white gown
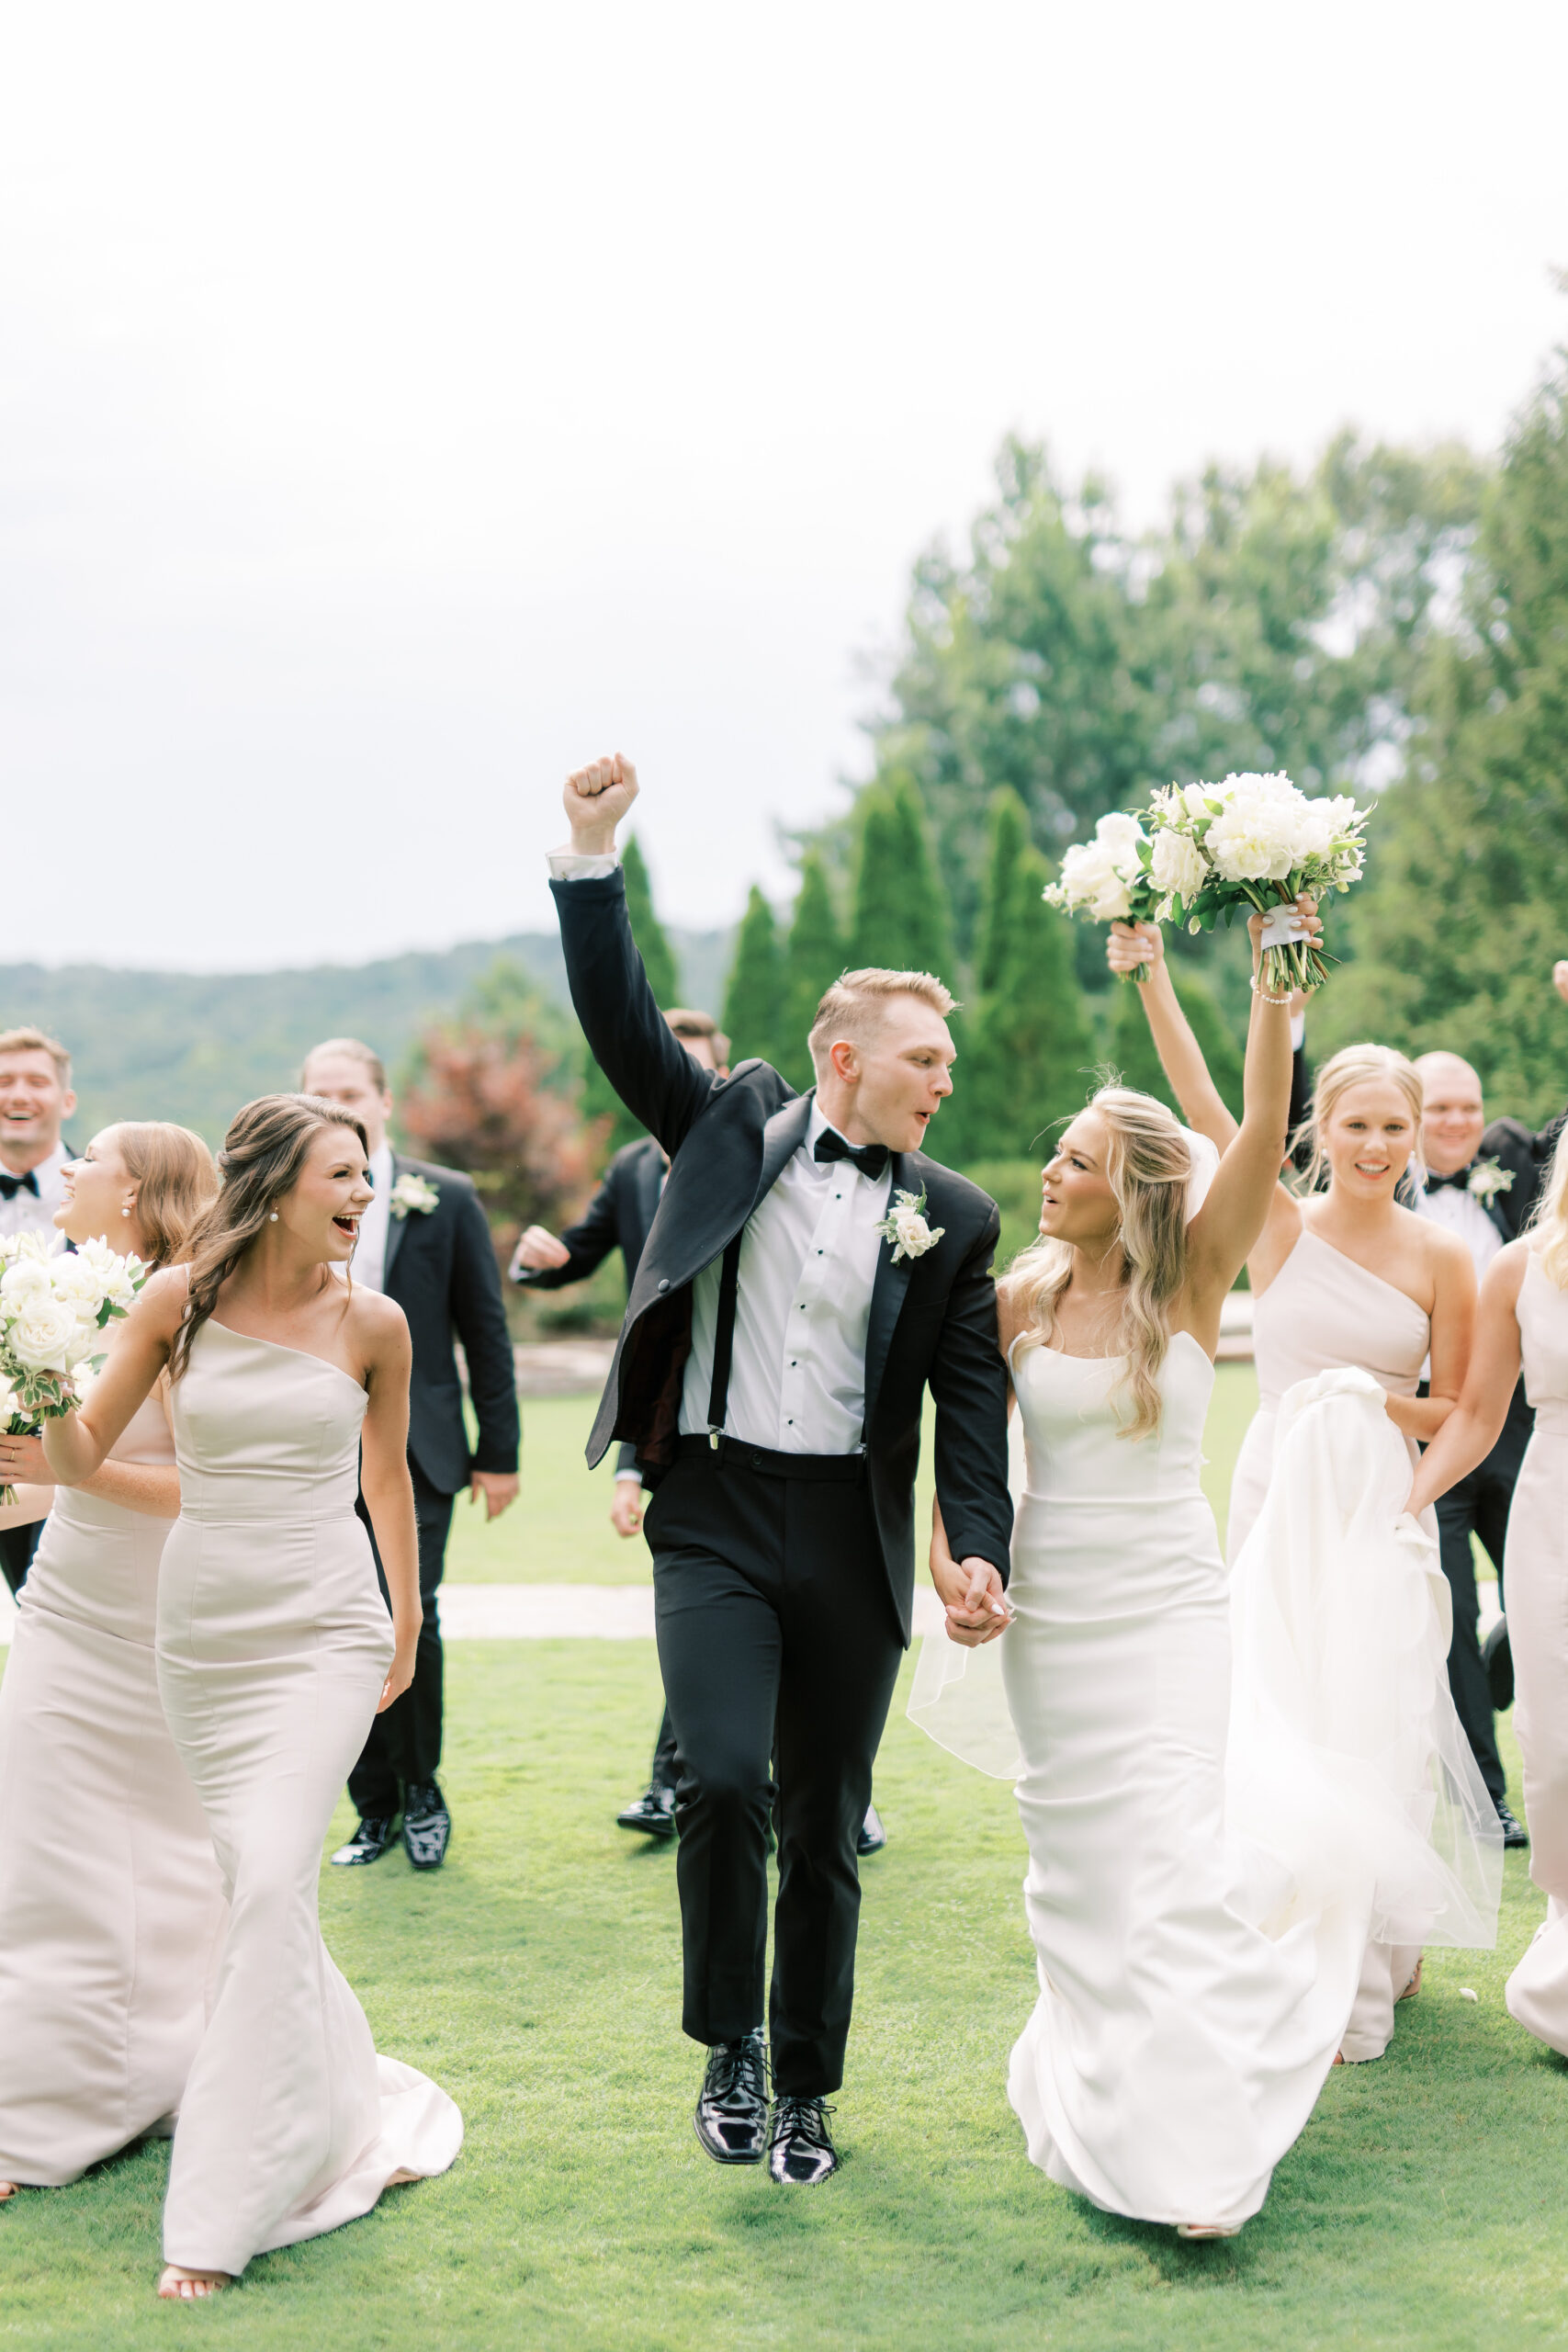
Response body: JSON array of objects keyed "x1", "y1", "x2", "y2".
[{"x1": 998, "y1": 1335, "x2": 1363, "y2": 2228}]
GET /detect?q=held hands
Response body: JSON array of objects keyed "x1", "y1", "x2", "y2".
[
  {"x1": 1107, "y1": 921, "x2": 1164, "y2": 979},
  {"x1": 930, "y1": 1505, "x2": 1012, "y2": 1646},
  {"x1": 563, "y1": 753, "x2": 639, "y2": 855},
  {"x1": 512, "y1": 1226, "x2": 572, "y2": 1276}
]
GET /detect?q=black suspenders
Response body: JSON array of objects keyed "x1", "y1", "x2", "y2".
[{"x1": 705, "y1": 1229, "x2": 745, "y2": 1444}]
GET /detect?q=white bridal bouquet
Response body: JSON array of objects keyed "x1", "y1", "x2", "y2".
[
  {"x1": 0, "y1": 1233, "x2": 148, "y2": 1504},
  {"x1": 1043, "y1": 813, "x2": 1163, "y2": 981},
  {"x1": 1141, "y1": 771, "x2": 1371, "y2": 995}
]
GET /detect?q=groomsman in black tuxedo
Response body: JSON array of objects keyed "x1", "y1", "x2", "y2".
[
  {"x1": 544, "y1": 754, "x2": 1012, "y2": 2185},
  {"x1": 512, "y1": 1008, "x2": 728, "y2": 1838},
  {"x1": 300, "y1": 1039, "x2": 520, "y2": 1872},
  {"x1": 0, "y1": 1027, "x2": 77, "y2": 1596},
  {"x1": 1412, "y1": 981, "x2": 1568, "y2": 1849}
]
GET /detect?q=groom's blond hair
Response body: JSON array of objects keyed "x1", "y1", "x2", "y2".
[{"x1": 807, "y1": 968, "x2": 954, "y2": 1077}]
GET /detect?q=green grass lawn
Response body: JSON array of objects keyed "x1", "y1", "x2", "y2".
[{"x1": 4, "y1": 1363, "x2": 1563, "y2": 2351}]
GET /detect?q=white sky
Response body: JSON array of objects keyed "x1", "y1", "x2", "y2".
[{"x1": 3, "y1": 0, "x2": 1565, "y2": 968}]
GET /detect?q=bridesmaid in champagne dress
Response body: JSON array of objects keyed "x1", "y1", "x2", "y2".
[
  {"x1": 1109, "y1": 919, "x2": 1479, "y2": 2060},
  {"x1": 0, "y1": 1125, "x2": 224, "y2": 2201},
  {"x1": 1411, "y1": 1125, "x2": 1568, "y2": 2049},
  {"x1": 46, "y1": 1095, "x2": 461, "y2": 2299}
]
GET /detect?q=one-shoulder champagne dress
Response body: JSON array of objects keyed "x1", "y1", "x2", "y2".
[
  {"x1": 1503, "y1": 1251, "x2": 1568, "y2": 2050},
  {"x1": 0, "y1": 1384, "x2": 225, "y2": 2185},
  {"x1": 156, "y1": 1320, "x2": 461, "y2": 2277}
]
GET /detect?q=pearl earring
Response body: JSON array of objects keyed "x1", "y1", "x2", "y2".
[
  {"x1": 269, "y1": 1212, "x2": 279, "y2": 1223},
  {"x1": 121, "y1": 1205, "x2": 130, "y2": 1218}
]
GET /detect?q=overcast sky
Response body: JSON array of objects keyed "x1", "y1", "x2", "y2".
[{"x1": 3, "y1": 0, "x2": 1565, "y2": 969}]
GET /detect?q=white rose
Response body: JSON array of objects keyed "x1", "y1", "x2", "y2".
[
  {"x1": 894, "y1": 1208, "x2": 928, "y2": 1250},
  {"x1": 0, "y1": 1259, "x2": 53, "y2": 1314},
  {"x1": 7, "y1": 1297, "x2": 82, "y2": 1374},
  {"x1": 1206, "y1": 774, "x2": 1304, "y2": 883},
  {"x1": 1150, "y1": 828, "x2": 1207, "y2": 900},
  {"x1": 49, "y1": 1254, "x2": 107, "y2": 1311}
]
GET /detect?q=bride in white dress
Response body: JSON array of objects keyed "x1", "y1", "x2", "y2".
[
  {"x1": 920, "y1": 906, "x2": 1365, "y2": 2235},
  {"x1": 45, "y1": 1094, "x2": 462, "y2": 2299}
]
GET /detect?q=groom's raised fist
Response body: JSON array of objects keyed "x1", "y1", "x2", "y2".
[{"x1": 563, "y1": 753, "x2": 639, "y2": 855}]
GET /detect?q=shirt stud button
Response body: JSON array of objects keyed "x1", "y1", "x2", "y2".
[{"x1": 657, "y1": 1277, "x2": 670, "y2": 1292}]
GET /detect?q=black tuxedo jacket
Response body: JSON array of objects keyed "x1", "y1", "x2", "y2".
[
  {"x1": 1483, "y1": 1102, "x2": 1568, "y2": 1242},
  {"x1": 380, "y1": 1151, "x2": 520, "y2": 1497},
  {"x1": 550, "y1": 868, "x2": 1014, "y2": 1641},
  {"x1": 513, "y1": 1133, "x2": 664, "y2": 1480}
]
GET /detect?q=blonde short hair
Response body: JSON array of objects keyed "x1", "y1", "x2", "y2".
[
  {"x1": 0, "y1": 1025, "x2": 71, "y2": 1087},
  {"x1": 299, "y1": 1035, "x2": 387, "y2": 1092},
  {"x1": 807, "y1": 967, "x2": 955, "y2": 1077}
]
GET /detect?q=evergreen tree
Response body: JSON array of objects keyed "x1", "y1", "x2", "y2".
[
  {"x1": 779, "y1": 848, "x2": 845, "y2": 1091},
  {"x1": 584, "y1": 831, "x2": 681, "y2": 1152},
  {"x1": 850, "y1": 766, "x2": 954, "y2": 982},
  {"x1": 952, "y1": 790, "x2": 1094, "y2": 1163},
  {"x1": 1110, "y1": 966, "x2": 1246, "y2": 1122},
  {"x1": 723, "y1": 887, "x2": 785, "y2": 1068}
]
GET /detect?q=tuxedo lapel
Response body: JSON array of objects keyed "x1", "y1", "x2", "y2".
[
  {"x1": 750, "y1": 1091, "x2": 813, "y2": 1214},
  {"x1": 637, "y1": 1142, "x2": 668, "y2": 1250},
  {"x1": 863, "y1": 1150, "x2": 912, "y2": 1435},
  {"x1": 381, "y1": 1152, "x2": 411, "y2": 1286}
]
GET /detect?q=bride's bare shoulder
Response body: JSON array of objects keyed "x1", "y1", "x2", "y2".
[{"x1": 345, "y1": 1285, "x2": 411, "y2": 1361}]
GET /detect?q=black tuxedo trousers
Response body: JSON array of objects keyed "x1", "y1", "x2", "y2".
[
  {"x1": 348, "y1": 1462, "x2": 455, "y2": 1813},
  {"x1": 646, "y1": 1439, "x2": 905, "y2": 2098}
]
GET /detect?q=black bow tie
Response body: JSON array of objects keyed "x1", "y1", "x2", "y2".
[
  {"x1": 1425, "y1": 1164, "x2": 1476, "y2": 1194},
  {"x1": 0, "y1": 1169, "x2": 39, "y2": 1202},
  {"x1": 814, "y1": 1130, "x2": 889, "y2": 1182}
]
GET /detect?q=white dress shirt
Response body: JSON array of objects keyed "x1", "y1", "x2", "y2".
[
  {"x1": 355, "y1": 1143, "x2": 395, "y2": 1294},
  {"x1": 680, "y1": 1100, "x2": 892, "y2": 1453},
  {"x1": 0, "y1": 1141, "x2": 70, "y2": 1241},
  {"x1": 1414, "y1": 1178, "x2": 1504, "y2": 1278},
  {"x1": 547, "y1": 848, "x2": 894, "y2": 1454}
]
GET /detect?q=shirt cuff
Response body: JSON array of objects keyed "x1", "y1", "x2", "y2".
[
  {"x1": 1290, "y1": 1012, "x2": 1306, "y2": 1052},
  {"x1": 614, "y1": 1469, "x2": 644, "y2": 1487},
  {"x1": 547, "y1": 846, "x2": 622, "y2": 881}
]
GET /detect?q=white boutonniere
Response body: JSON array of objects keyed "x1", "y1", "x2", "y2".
[
  {"x1": 389, "y1": 1171, "x2": 440, "y2": 1220},
  {"x1": 875, "y1": 1186, "x2": 945, "y2": 1264},
  {"x1": 1467, "y1": 1158, "x2": 1514, "y2": 1207}
]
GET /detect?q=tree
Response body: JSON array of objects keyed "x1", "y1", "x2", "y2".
[
  {"x1": 584, "y1": 831, "x2": 681, "y2": 1151},
  {"x1": 399, "y1": 988, "x2": 608, "y2": 1275},
  {"x1": 949, "y1": 790, "x2": 1094, "y2": 1162},
  {"x1": 1110, "y1": 967, "x2": 1246, "y2": 1125},
  {"x1": 1322, "y1": 353, "x2": 1568, "y2": 1120},
  {"x1": 723, "y1": 887, "x2": 784, "y2": 1068},
  {"x1": 779, "y1": 848, "x2": 845, "y2": 1091},
  {"x1": 849, "y1": 767, "x2": 953, "y2": 981}
]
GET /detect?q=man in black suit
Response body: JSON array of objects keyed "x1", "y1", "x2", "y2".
[
  {"x1": 513, "y1": 1009, "x2": 726, "y2": 1838},
  {"x1": 545, "y1": 754, "x2": 1012, "y2": 2186},
  {"x1": 0, "y1": 1026, "x2": 77, "y2": 1596},
  {"x1": 300, "y1": 1038, "x2": 521, "y2": 1873}
]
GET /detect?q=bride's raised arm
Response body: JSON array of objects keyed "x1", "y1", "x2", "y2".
[
  {"x1": 1182, "y1": 907, "x2": 1319, "y2": 1320},
  {"x1": 1111, "y1": 904, "x2": 1319, "y2": 1296}
]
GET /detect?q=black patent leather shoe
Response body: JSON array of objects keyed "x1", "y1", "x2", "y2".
[
  {"x1": 857, "y1": 1804, "x2": 887, "y2": 1857},
  {"x1": 767, "y1": 2095, "x2": 839, "y2": 2185},
  {"x1": 694, "y1": 2034, "x2": 769, "y2": 2164},
  {"x1": 401, "y1": 1782, "x2": 451, "y2": 1871},
  {"x1": 617, "y1": 1784, "x2": 677, "y2": 1839},
  {"x1": 1497, "y1": 1801, "x2": 1529, "y2": 1849},
  {"x1": 330, "y1": 1815, "x2": 400, "y2": 1868}
]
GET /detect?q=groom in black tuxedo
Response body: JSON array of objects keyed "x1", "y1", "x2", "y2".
[{"x1": 547, "y1": 754, "x2": 1012, "y2": 2185}]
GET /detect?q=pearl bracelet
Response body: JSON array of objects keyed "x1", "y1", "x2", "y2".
[{"x1": 1249, "y1": 977, "x2": 1293, "y2": 1004}]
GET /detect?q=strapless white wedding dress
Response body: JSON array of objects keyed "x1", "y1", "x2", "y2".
[{"x1": 996, "y1": 1336, "x2": 1363, "y2": 2229}]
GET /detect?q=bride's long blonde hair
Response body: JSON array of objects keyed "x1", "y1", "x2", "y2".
[
  {"x1": 1001, "y1": 1084, "x2": 1194, "y2": 1440},
  {"x1": 1528, "y1": 1119, "x2": 1568, "y2": 1289}
]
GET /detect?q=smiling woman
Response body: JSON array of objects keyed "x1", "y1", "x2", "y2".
[{"x1": 38, "y1": 1092, "x2": 462, "y2": 2299}]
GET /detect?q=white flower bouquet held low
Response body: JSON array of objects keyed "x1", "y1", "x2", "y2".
[
  {"x1": 1043, "y1": 813, "x2": 1163, "y2": 981},
  {"x1": 0, "y1": 1232, "x2": 149, "y2": 1504},
  {"x1": 1141, "y1": 771, "x2": 1370, "y2": 995}
]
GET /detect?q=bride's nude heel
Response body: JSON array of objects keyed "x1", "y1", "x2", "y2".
[
  {"x1": 157, "y1": 2266, "x2": 231, "y2": 2300},
  {"x1": 1397, "y1": 1958, "x2": 1423, "y2": 2002},
  {"x1": 1177, "y1": 2222, "x2": 1241, "y2": 2241},
  {"x1": 0, "y1": 2182, "x2": 17, "y2": 2200}
]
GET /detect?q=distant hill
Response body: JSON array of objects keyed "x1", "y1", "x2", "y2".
[{"x1": 0, "y1": 926, "x2": 736, "y2": 1146}]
